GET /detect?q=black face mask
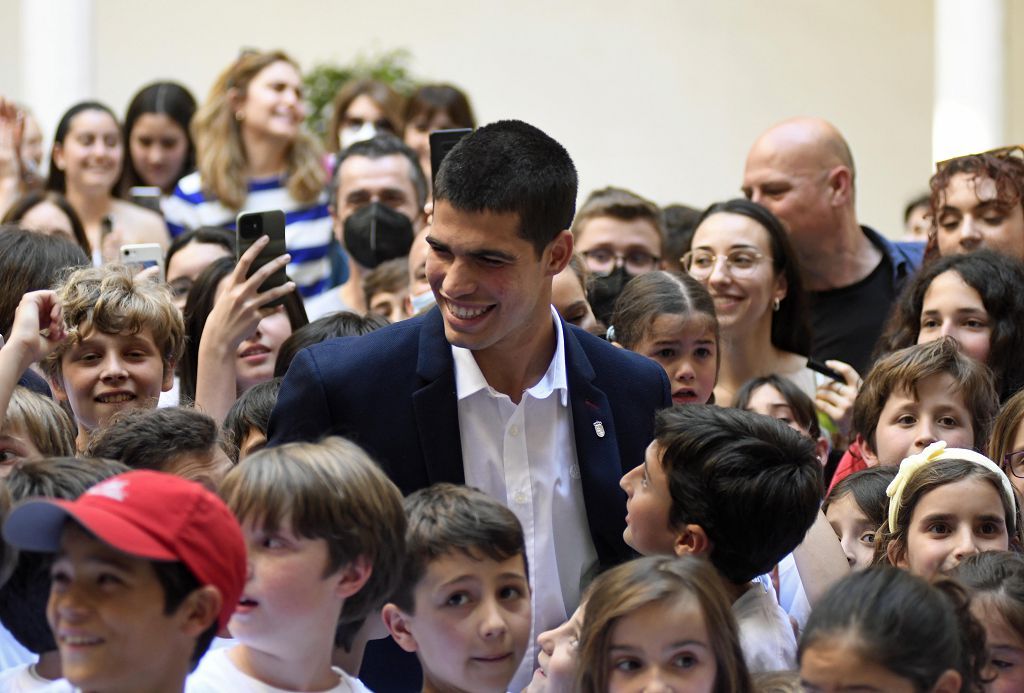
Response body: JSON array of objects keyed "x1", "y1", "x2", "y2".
[
  {"x1": 588, "y1": 265, "x2": 636, "y2": 327},
  {"x1": 343, "y1": 202, "x2": 415, "y2": 269}
]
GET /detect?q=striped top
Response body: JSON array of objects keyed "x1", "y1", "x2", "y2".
[{"x1": 164, "y1": 172, "x2": 333, "y2": 297}]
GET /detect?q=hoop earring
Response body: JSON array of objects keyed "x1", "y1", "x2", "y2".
[{"x1": 772, "y1": 298, "x2": 780, "y2": 312}]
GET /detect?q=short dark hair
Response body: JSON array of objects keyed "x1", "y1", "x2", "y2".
[
  {"x1": 433, "y1": 120, "x2": 578, "y2": 256},
  {"x1": 688, "y1": 199, "x2": 811, "y2": 356},
  {"x1": 46, "y1": 102, "x2": 122, "y2": 195},
  {"x1": 875, "y1": 249, "x2": 1024, "y2": 401},
  {"x1": 655, "y1": 405, "x2": 822, "y2": 584},
  {"x1": 0, "y1": 457, "x2": 128, "y2": 654},
  {"x1": 274, "y1": 311, "x2": 389, "y2": 377},
  {"x1": 822, "y1": 466, "x2": 898, "y2": 530},
  {"x1": 330, "y1": 133, "x2": 428, "y2": 213},
  {"x1": 389, "y1": 483, "x2": 527, "y2": 614},
  {"x1": 0, "y1": 226, "x2": 89, "y2": 340},
  {"x1": 222, "y1": 378, "x2": 282, "y2": 464},
  {"x1": 733, "y1": 373, "x2": 821, "y2": 439},
  {"x1": 799, "y1": 567, "x2": 987, "y2": 691},
  {"x1": 84, "y1": 406, "x2": 223, "y2": 482},
  {"x1": 121, "y1": 81, "x2": 197, "y2": 194},
  {"x1": 151, "y1": 560, "x2": 217, "y2": 669},
  {"x1": 2, "y1": 190, "x2": 91, "y2": 256}
]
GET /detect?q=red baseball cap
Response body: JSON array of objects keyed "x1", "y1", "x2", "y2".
[{"x1": 2, "y1": 470, "x2": 246, "y2": 630}]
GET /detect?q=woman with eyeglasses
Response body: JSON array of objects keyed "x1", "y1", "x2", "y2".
[
  {"x1": 682, "y1": 199, "x2": 860, "y2": 415},
  {"x1": 989, "y1": 388, "x2": 1024, "y2": 499},
  {"x1": 929, "y1": 146, "x2": 1024, "y2": 261}
]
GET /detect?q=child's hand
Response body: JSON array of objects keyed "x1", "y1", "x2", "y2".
[
  {"x1": 814, "y1": 359, "x2": 861, "y2": 437},
  {"x1": 200, "y1": 236, "x2": 294, "y2": 355},
  {"x1": 5, "y1": 290, "x2": 66, "y2": 367}
]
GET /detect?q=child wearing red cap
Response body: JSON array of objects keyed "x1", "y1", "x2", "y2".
[
  {"x1": 187, "y1": 437, "x2": 406, "y2": 693},
  {"x1": 2, "y1": 469, "x2": 246, "y2": 693}
]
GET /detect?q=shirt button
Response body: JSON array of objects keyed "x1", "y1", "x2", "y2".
[
  {"x1": 513, "y1": 491, "x2": 527, "y2": 504},
  {"x1": 509, "y1": 425, "x2": 520, "y2": 437},
  {"x1": 570, "y1": 464, "x2": 581, "y2": 479}
]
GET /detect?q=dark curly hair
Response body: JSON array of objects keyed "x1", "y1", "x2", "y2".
[{"x1": 874, "y1": 249, "x2": 1024, "y2": 400}]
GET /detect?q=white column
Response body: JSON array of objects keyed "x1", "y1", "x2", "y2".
[
  {"x1": 933, "y1": 0, "x2": 1006, "y2": 163},
  {"x1": 19, "y1": 0, "x2": 94, "y2": 156}
]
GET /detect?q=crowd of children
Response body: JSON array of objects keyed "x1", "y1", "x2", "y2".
[{"x1": 3, "y1": 45, "x2": 1024, "y2": 693}]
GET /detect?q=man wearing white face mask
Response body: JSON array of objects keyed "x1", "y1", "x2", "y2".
[{"x1": 304, "y1": 134, "x2": 428, "y2": 320}]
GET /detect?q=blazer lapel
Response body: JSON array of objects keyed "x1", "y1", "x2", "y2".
[
  {"x1": 563, "y1": 324, "x2": 631, "y2": 565},
  {"x1": 412, "y1": 309, "x2": 466, "y2": 485}
]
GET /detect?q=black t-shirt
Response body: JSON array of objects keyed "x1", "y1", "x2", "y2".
[{"x1": 809, "y1": 251, "x2": 894, "y2": 376}]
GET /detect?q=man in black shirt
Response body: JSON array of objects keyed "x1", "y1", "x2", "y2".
[{"x1": 741, "y1": 117, "x2": 923, "y2": 375}]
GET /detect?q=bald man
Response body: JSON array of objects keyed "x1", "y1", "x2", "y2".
[{"x1": 742, "y1": 117, "x2": 923, "y2": 374}]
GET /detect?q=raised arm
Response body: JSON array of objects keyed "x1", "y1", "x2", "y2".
[{"x1": 194, "y1": 237, "x2": 294, "y2": 425}]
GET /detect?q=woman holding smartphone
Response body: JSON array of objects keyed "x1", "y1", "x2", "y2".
[
  {"x1": 682, "y1": 198, "x2": 860, "y2": 425},
  {"x1": 45, "y1": 101, "x2": 169, "y2": 264},
  {"x1": 163, "y1": 50, "x2": 333, "y2": 298}
]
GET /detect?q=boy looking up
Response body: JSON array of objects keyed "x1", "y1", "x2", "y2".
[
  {"x1": 2, "y1": 469, "x2": 246, "y2": 693},
  {"x1": 188, "y1": 437, "x2": 406, "y2": 692},
  {"x1": 383, "y1": 483, "x2": 532, "y2": 693},
  {"x1": 620, "y1": 404, "x2": 822, "y2": 672}
]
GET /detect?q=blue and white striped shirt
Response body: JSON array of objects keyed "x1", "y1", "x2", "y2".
[{"x1": 164, "y1": 172, "x2": 333, "y2": 298}]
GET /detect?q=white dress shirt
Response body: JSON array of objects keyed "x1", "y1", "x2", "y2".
[{"x1": 453, "y1": 307, "x2": 598, "y2": 691}]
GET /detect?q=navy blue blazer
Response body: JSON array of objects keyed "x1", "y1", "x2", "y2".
[{"x1": 268, "y1": 306, "x2": 671, "y2": 569}]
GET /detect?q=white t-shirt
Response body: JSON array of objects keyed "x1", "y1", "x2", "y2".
[
  {"x1": 0, "y1": 623, "x2": 35, "y2": 673},
  {"x1": 0, "y1": 664, "x2": 57, "y2": 692},
  {"x1": 732, "y1": 579, "x2": 798, "y2": 673},
  {"x1": 186, "y1": 648, "x2": 373, "y2": 693}
]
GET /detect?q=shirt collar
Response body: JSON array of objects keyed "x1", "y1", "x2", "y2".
[{"x1": 452, "y1": 306, "x2": 569, "y2": 406}]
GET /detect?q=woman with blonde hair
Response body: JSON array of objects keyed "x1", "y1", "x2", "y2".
[{"x1": 164, "y1": 50, "x2": 333, "y2": 298}]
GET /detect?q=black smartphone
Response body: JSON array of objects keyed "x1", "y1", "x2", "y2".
[
  {"x1": 807, "y1": 358, "x2": 844, "y2": 383},
  {"x1": 429, "y1": 128, "x2": 472, "y2": 186},
  {"x1": 235, "y1": 210, "x2": 289, "y2": 307},
  {"x1": 129, "y1": 186, "x2": 163, "y2": 214}
]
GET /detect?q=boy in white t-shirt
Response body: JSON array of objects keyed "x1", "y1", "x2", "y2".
[
  {"x1": 2, "y1": 469, "x2": 247, "y2": 693},
  {"x1": 618, "y1": 405, "x2": 822, "y2": 672},
  {"x1": 186, "y1": 437, "x2": 406, "y2": 693}
]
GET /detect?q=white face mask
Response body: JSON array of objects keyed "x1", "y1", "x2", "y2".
[
  {"x1": 339, "y1": 122, "x2": 379, "y2": 150},
  {"x1": 409, "y1": 288, "x2": 436, "y2": 314}
]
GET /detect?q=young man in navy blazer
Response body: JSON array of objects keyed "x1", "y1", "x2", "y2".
[{"x1": 268, "y1": 119, "x2": 670, "y2": 690}]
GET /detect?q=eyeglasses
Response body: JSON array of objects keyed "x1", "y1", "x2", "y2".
[
  {"x1": 681, "y1": 249, "x2": 766, "y2": 279},
  {"x1": 581, "y1": 249, "x2": 660, "y2": 276},
  {"x1": 936, "y1": 145, "x2": 1024, "y2": 172},
  {"x1": 1003, "y1": 449, "x2": 1024, "y2": 480}
]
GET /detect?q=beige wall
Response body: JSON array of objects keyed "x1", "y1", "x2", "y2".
[{"x1": 1, "y1": 0, "x2": 948, "y2": 235}]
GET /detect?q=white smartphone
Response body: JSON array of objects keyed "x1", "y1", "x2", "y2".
[{"x1": 120, "y1": 243, "x2": 165, "y2": 283}]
